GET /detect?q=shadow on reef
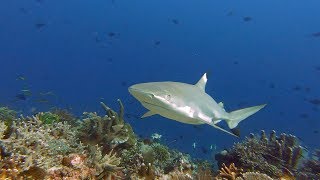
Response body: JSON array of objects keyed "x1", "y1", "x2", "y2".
[{"x1": 0, "y1": 101, "x2": 319, "y2": 179}]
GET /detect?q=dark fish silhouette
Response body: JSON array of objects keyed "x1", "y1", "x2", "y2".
[
  {"x1": 293, "y1": 85, "x2": 301, "y2": 91},
  {"x1": 35, "y1": 23, "x2": 46, "y2": 30},
  {"x1": 154, "y1": 41, "x2": 160, "y2": 46},
  {"x1": 171, "y1": 19, "x2": 179, "y2": 25},
  {"x1": 309, "y1": 99, "x2": 320, "y2": 105},
  {"x1": 269, "y1": 83, "x2": 275, "y2": 89},
  {"x1": 108, "y1": 32, "x2": 116, "y2": 37},
  {"x1": 311, "y1": 32, "x2": 320, "y2": 37},
  {"x1": 243, "y1": 16, "x2": 252, "y2": 22},
  {"x1": 300, "y1": 113, "x2": 309, "y2": 119}
]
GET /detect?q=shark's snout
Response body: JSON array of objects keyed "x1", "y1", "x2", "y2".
[{"x1": 128, "y1": 84, "x2": 154, "y2": 103}]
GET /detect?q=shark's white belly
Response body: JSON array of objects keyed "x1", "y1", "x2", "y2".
[{"x1": 142, "y1": 102, "x2": 204, "y2": 124}]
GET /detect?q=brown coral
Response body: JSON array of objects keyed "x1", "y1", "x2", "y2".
[
  {"x1": 236, "y1": 172, "x2": 273, "y2": 180},
  {"x1": 216, "y1": 163, "x2": 243, "y2": 180},
  {"x1": 78, "y1": 99, "x2": 137, "y2": 154}
]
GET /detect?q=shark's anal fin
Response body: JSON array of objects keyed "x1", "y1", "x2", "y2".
[
  {"x1": 141, "y1": 111, "x2": 157, "y2": 118},
  {"x1": 195, "y1": 73, "x2": 208, "y2": 92}
]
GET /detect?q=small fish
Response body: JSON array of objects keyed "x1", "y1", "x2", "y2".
[
  {"x1": 35, "y1": 22, "x2": 46, "y2": 30},
  {"x1": 21, "y1": 89, "x2": 32, "y2": 96},
  {"x1": 171, "y1": 19, "x2": 179, "y2": 25},
  {"x1": 192, "y1": 142, "x2": 196, "y2": 149},
  {"x1": 308, "y1": 99, "x2": 320, "y2": 105},
  {"x1": 243, "y1": 16, "x2": 252, "y2": 22},
  {"x1": 107, "y1": 58, "x2": 113, "y2": 63},
  {"x1": 299, "y1": 113, "x2": 309, "y2": 119},
  {"x1": 34, "y1": 98, "x2": 49, "y2": 103},
  {"x1": 226, "y1": 11, "x2": 234, "y2": 16},
  {"x1": 311, "y1": 32, "x2": 320, "y2": 37},
  {"x1": 108, "y1": 32, "x2": 116, "y2": 37},
  {"x1": 39, "y1": 91, "x2": 55, "y2": 96},
  {"x1": 269, "y1": 83, "x2": 275, "y2": 89},
  {"x1": 292, "y1": 85, "x2": 301, "y2": 91},
  {"x1": 154, "y1": 41, "x2": 160, "y2": 46},
  {"x1": 16, "y1": 75, "x2": 26, "y2": 80}
]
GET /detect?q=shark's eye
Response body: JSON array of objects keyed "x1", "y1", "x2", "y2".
[{"x1": 165, "y1": 94, "x2": 171, "y2": 101}]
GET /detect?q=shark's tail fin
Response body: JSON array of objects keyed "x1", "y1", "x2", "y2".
[{"x1": 226, "y1": 104, "x2": 266, "y2": 129}]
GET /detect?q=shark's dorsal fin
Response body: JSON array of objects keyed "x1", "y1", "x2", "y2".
[
  {"x1": 141, "y1": 111, "x2": 157, "y2": 118},
  {"x1": 195, "y1": 73, "x2": 208, "y2": 92},
  {"x1": 218, "y1": 102, "x2": 224, "y2": 108}
]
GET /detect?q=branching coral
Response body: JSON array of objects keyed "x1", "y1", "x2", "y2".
[
  {"x1": 120, "y1": 140, "x2": 194, "y2": 179},
  {"x1": 0, "y1": 113, "x2": 85, "y2": 178},
  {"x1": 215, "y1": 163, "x2": 243, "y2": 180},
  {"x1": 215, "y1": 130, "x2": 304, "y2": 178},
  {"x1": 298, "y1": 149, "x2": 320, "y2": 179},
  {"x1": 87, "y1": 145, "x2": 123, "y2": 179},
  {"x1": 78, "y1": 99, "x2": 137, "y2": 154}
]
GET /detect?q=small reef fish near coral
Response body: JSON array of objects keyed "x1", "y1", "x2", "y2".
[{"x1": 128, "y1": 73, "x2": 266, "y2": 137}]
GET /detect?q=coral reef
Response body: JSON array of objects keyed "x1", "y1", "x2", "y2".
[
  {"x1": 1, "y1": 102, "x2": 319, "y2": 179},
  {"x1": 78, "y1": 99, "x2": 137, "y2": 154},
  {"x1": 215, "y1": 130, "x2": 304, "y2": 178},
  {"x1": 298, "y1": 149, "x2": 320, "y2": 179},
  {"x1": 237, "y1": 172, "x2": 273, "y2": 180},
  {"x1": 215, "y1": 163, "x2": 243, "y2": 180},
  {"x1": 120, "y1": 140, "x2": 195, "y2": 179}
]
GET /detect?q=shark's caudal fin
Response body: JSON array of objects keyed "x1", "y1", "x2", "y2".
[{"x1": 226, "y1": 104, "x2": 266, "y2": 129}]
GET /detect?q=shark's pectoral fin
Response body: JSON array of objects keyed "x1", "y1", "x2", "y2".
[
  {"x1": 210, "y1": 123, "x2": 239, "y2": 137},
  {"x1": 141, "y1": 111, "x2": 157, "y2": 118}
]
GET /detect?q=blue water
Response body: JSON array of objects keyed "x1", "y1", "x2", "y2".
[{"x1": 1, "y1": 0, "x2": 320, "y2": 159}]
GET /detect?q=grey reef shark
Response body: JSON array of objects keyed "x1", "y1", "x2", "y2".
[{"x1": 128, "y1": 73, "x2": 266, "y2": 137}]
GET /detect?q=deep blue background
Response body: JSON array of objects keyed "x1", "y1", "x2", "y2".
[{"x1": 1, "y1": 0, "x2": 320, "y2": 160}]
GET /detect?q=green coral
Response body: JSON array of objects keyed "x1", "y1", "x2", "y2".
[
  {"x1": 152, "y1": 143, "x2": 170, "y2": 163},
  {"x1": 0, "y1": 107, "x2": 17, "y2": 137},
  {"x1": 0, "y1": 106, "x2": 17, "y2": 122},
  {"x1": 38, "y1": 112, "x2": 60, "y2": 124}
]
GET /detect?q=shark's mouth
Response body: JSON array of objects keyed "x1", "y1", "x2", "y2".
[{"x1": 141, "y1": 101, "x2": 171, "y2": 111}]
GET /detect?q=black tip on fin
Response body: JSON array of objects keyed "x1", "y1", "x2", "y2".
[{"x1": 231, "y1": 127, "x2": 241, "y2": 137}]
